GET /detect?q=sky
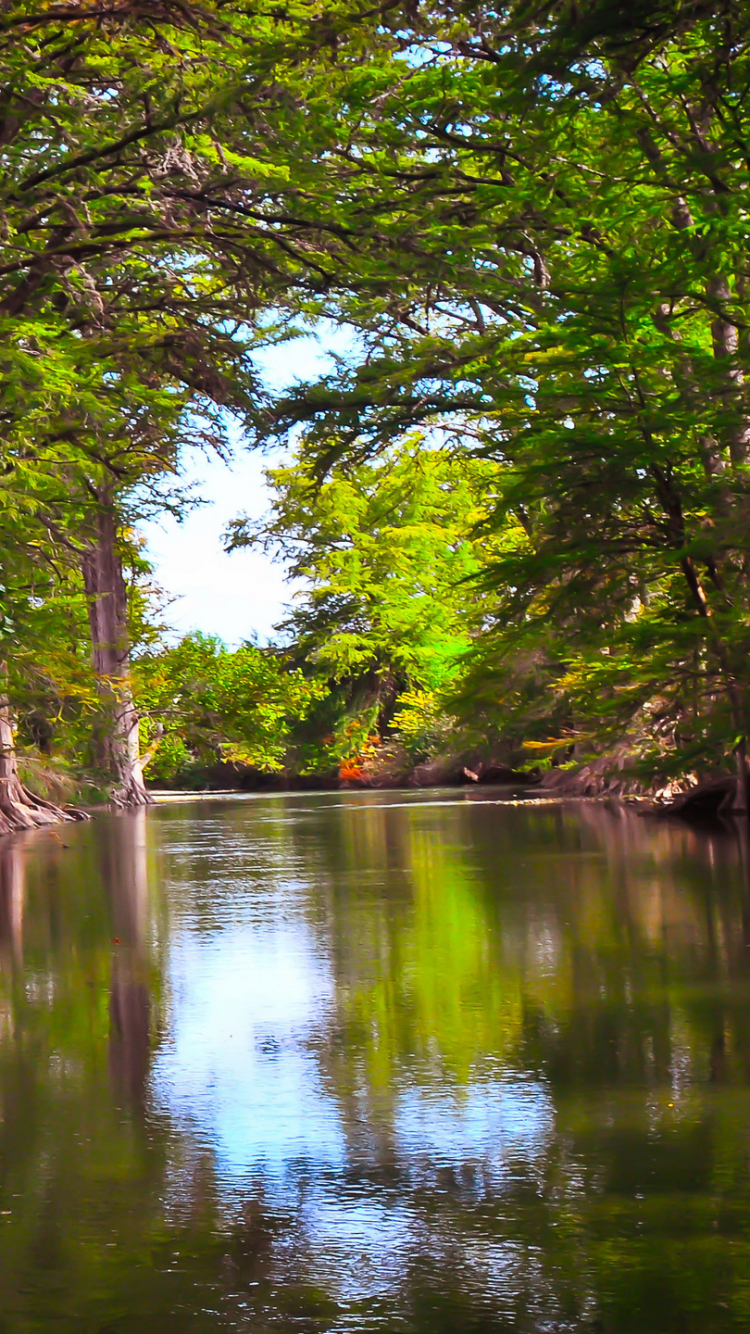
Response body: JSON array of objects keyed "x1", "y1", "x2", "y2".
[{"x1": 142, "y1": 329, "x2": 349, "y2": 647}]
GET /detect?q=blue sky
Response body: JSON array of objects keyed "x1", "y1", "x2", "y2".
[{"x1": 142, "y1": 328, "x2": 349, "y2": 646}]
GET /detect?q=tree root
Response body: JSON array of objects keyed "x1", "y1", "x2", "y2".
[
  {"x1": 0, "y1": 775, "x2": 89, "y2": 836},
  {"x1": 108, "y1": 775, "x2": 154, "y2": 809},
  {"x1": 651, "y1": 774, "x2": 739, "y2": 821}
]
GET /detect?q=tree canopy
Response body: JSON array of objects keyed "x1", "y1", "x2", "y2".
[
  {"x1": 2, "y1": 0, "x2": 750, "y2": 805},
  {"x1": 236, "y1": 0, "x2": 750, "y2": 792}
]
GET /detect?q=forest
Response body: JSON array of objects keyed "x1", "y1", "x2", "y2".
[{"x1": 1, "y1": 0, "x2": 749, "y2": 825}]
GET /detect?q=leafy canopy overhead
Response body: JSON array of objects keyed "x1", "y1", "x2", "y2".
[{"x1": 241, "y1": 0, "x2": 750, "y2": 776}]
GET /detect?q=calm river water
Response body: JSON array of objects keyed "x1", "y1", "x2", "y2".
[{"x1": 0, "y1": 790, "x2": 748, "y2": 1332}]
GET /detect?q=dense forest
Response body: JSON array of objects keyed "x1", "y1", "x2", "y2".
[{"x1": 2, "y1": 0, "x2": 750, "y2": 824}]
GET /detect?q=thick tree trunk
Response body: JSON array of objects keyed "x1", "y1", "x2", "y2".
[
  {"x1": 81, "y1": 505, "x2": 151, "y2": 807},
  {"x1": 0, "y1": 683, "x2": 80, "y2": 833}
]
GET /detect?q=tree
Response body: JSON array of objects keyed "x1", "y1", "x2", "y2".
[
  {"x1": 229, "y1": 440, "x2": 503, "y2": 775},
  {"x1": 0, "y1": 0, "x2": 408, "y2": 813},
  {"x1": 242, "y1": 0, "x2": 750, "y2": 796},
  {"x1": 35, "y1": 341, "x2": 249, "y2": 803},
  {"x1": 133, "y1": 632, "x2": 323, "y2": 786}
]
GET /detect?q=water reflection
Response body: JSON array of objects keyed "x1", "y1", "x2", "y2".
[
  {"x1": 103, "y1": 811, "x2": 152, "y2": 1109},
  {"x1": 0, "y1": 839, "x2": 23, "y2": 965},
  {"x1": 0, "y1": 795, "x2": 748, "y2": 1330}
]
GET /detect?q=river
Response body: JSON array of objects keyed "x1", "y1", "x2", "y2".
[{"x1": 0, "y1": 789, "x2": 747, "y2": 1331}]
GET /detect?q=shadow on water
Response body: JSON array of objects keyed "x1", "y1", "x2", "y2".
[{"x1": 0, "y1": 795, "x2": 749, "y2": 1330}]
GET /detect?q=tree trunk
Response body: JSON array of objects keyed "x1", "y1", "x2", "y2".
[
  {"x1": 81, "y1": 504, "x2": 151, "y2": 807},
  {"x1": 734, "y1": 739, "x2": 750, "y2": 815},
  {"x1": 708, "y1": 275, "x2": 750, "y2": 467},
  {"x1": 650, "y1": 460, "x2": 750, "y2": 814},
  {"x1": 0, "y1": 680, "x2": 80, "y2": 834}
]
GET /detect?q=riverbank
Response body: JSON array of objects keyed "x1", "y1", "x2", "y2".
[{"x1": 144, "y1": 757, "x2": 747, "y2": 824}]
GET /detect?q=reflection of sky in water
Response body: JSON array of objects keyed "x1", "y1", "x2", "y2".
[
  {"x1": 394, "y1": 1079, "x2": 554, "y2": 1187},
  {"x1": 152, "y1": 917, "x2": 346, "y2": 1174},
  {"x1": 150, "y1": 828, "x2": 558, "y2": 1310},
  {"x1": 152, "y1": 887, "x2": 554, "y2": 1187},
  {"x1": 2, "y1": 797, "x2": 741, "y2": 1334}
]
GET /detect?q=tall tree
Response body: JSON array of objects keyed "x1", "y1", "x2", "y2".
[
  {"x1": 228, "y1": 440, "x2": 502, "y2": 774},
  {"x1": 0, "y1": 0, "x2": 405, "y2": 815},
  {"x1": 244, "y1": 0, "x2": 750, "y2": 796}
]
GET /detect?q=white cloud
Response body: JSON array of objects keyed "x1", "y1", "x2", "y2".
[{"x1": 142, "y1": 330, "x2": 350, "y2": 646}]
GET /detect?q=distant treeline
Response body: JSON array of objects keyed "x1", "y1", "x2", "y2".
[{"x1": 2, "y1": 0, "x2": 750, "y2": 820}]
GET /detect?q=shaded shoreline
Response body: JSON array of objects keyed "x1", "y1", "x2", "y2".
[{"x1": 142, "y1": 767, "x2": 750, "y2": 827}]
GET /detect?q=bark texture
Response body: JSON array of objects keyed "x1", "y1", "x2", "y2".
[
  {"x1": 0, "y1": 690, "x2": 82, "y2": 834},
  {"x1": 82, "y1": 505, "x2": 151, "y2": 806}
]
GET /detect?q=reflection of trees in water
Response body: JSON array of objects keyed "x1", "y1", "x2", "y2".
[
  {"x1": 300, "y1": 799, "x2": 750, "y2": 1099},
  {"x1": 274, "y1": 797, "x2": 750, "y2": 1331},
  {"x1": 0, "y1": 816, "x2": 174, "y2": 1328},
  {"x1": 1, "y1": 801, "x2": 750, "y2": 1330},
  {"x1": 146, "y1": 794, "x2": 750, "y2": 1332},
  {"x1": 0, "y1": 810, "x2": 359, "y2": 1331},
  {"x1": 0, "y1": 839, "x2": 23, "y2": 968},
  {"x1": 100, "y1": 811, "x2": 152, "y2": 1109}
]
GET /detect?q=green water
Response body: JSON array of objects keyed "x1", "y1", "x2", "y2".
[{"x1": 0, "y1": 790, "x2": 748, "y2": 1332}]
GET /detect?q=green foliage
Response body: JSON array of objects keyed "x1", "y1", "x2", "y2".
[
  {"x1": 4, "y1": 0, "x2": 750, "y2": 791},
  {"x1": 134, "y1": 633, "x2": 324, "y2": 785},
  {"x1": 245, "y1": 0, "x2": 750, "y2": 779},
  {"x1": 229, "y1": 440, "x2": 501, "y2": 771},
  {"x1": 389, "y1": 688, "x2": 459, "y2": 763},
  {"x1": 0, "y1": 0, "x2": 402, "y2": 792}
]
